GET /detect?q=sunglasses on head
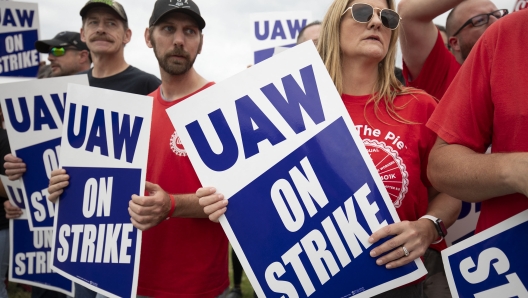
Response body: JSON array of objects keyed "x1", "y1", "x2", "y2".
[
  {"x1": 452, "y1": 9, "x2": 508, "y2": 36},
  {"x1": 341, "y1": 3, "x2": 401, "y2": 30},
  {"x1": 49, "y1": 47, "x2": 80, "y2": 57}
]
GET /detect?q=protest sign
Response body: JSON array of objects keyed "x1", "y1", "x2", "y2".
[
  {"x1": 445, "y1": 202, "x2": 481, "y2": 246},
  {"x1": 0, "y1": 1, "x2": 40, "y2": 77},
  {"x1": 9, "y1": 216, "x2": 75, "y2": 296},
  {"x1": 0, "y1": 75, "x2": 89, "y2": 230},
  {"x1": 442, "y1": 210, "x2": 528, "y2": 298},
  {"x1": 0, "y1": 174, "x2": 25, "y2": 209},
  {"x1": 514, "y1": 0, "x2": 528, "y2": 11},
  {"x1": 51, "y1": 84, "x2": 153, "y2": 298},
  {"x1": 250, "y1": 11, "x2": 312, "y2": 64},
  {"x1": 167, "y1": 42, "x2": 426, "y2": 297}
]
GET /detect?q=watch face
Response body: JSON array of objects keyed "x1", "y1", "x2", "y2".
[{"x1": 437, "y1": 219, "x2": 448, "y2": 237}]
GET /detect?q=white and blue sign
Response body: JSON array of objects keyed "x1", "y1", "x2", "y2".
[
  {"x1": 0, "y1": 1, "x2": 40, "y2": 77},
  {"x1": 442, "y1": 210, "x2": 528, "y2": 298},
  {"x1": 9, "y1": 216, "x2": 75, "y2": 296},
  {"x1": 51, "y1": 84, "x2": 153, "y2": 298},
  {"x1": 0, "y1": 75, "x2": 89, "y2": 231},
  {"x1": 0, "y1": 174, "x2": 25, "y2": 209},
  {"x1": 250, "y1": 11, "x2": 312, "y2": 64},
  {"x1": 167, "y1": 42, "x2": 426, "y2": 297}
]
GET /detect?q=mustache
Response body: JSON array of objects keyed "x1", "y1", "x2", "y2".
[
  {"x1": 165, "y1": 47, "x2": 190, "y2": 60},
  {"x1": 89, "y1": 35, "x2": 113, "y2": 43}
]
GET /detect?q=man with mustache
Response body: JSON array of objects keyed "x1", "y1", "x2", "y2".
[
  {"x1": 398, "y1": 0, "x2": 508, "y2": 100},
  {"x1": 35, "y1": 31, "x2": 91, "y2": 78},
  {"x1": 47, "y1": 0, "x2": 230, "y2": 297},
  {"x1": 78, "y1": 0, "x2": 160, "y2": 93}
]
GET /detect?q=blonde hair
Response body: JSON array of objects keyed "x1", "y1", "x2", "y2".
[{"x1": 318, "y1": 0, "x2": 424, "y2": 124}]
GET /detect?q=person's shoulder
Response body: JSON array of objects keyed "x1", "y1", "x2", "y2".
[{"x1": 397, "y1": 88, "x2": 438, "y2": 108}]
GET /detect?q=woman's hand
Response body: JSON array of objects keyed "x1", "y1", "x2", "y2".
[
  {"x1": 197, "y1": 187, "x2": 228, "y2": 222},
  {"x1": 368, "y1": 219, "x2": 437, "y2": 269},
  {"x1": 4, "y1": 200, "x2": 23, "y2": 219},
  {"x1": 4, "y1": 154, "x2": 26, "y2": 181},
  {"x1": 47, "y1": 169, "x2": 69, "y2": 203}
]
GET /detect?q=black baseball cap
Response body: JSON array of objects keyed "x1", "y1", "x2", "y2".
[
  {"x1": 149, "y1": 0, "x2": 205, "y2": 30},
  {"x1": 35, "y1": 31, "x2": 89, "y2": 53},
  {"x1": 80, "y1": 0, "x2": 128, "y2": 22}
]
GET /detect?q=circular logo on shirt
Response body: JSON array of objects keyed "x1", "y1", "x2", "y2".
[
  {"x1": 170, "y1": 131, "x2": 187, "y2": 157},
  {"x1": 363, "y1": 139, "x2": 409, "y2": 208}
]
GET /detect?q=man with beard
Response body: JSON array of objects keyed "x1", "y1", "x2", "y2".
[
  {"x1": 398, "y1": 0, "x2": 508, "y2": 100},
  {"x1": 47, "y1": 0, "x2": 230, "y2": 297},
  {"x1": 35, "y1": 31, "x2": 91, "y2": 77}
]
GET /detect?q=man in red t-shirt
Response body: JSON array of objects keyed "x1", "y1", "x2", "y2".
[
  {"x1": 398, "y1": 0, "x2": 507, "y2": 100},
  {"x1": 427, "y1": 9, "x2": 528, "y2": 233},
  {"x1": 47, "y1": 0, "x2": 229, "y2": 297}
]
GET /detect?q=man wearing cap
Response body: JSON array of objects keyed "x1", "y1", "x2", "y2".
[
  {"x1": 78, "y1": 0, "x2": 160, "y2": 94},
  {"x1": 34, "y1": 31, "x2": 91, "y2": 77},
  {"x1": 47, "y1": 0, "x2": 230, "y2": 297}
]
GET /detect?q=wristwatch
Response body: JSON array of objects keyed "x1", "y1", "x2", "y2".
[{"x1": 420, "y1": 215, "x2": 447, "y2": 244}]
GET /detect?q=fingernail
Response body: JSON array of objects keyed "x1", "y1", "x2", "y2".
[
  {"x1": 376, "y1": 259, "x2": 383, "y2": 265},
  {"x1": 386, "y1": 264, "x2": 392, "y2": 269},
  {"x1": 368, "y1": 237, "x2": 374, "y2": 243},
  {"x1": 370, "y1": 250, "x2": 377, "y2": 257}
]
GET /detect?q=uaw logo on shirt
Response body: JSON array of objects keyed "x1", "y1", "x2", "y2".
[
  {"x1": 170, "y1": 131, "x2": 187, "y2": 157},
  {"x1": 363, "y1": 139, "x2": 409, "y2": 208}
]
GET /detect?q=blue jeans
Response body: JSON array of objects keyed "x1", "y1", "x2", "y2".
[{"x1": 0, "y1": 229, "x2": 9, "y2": 298}]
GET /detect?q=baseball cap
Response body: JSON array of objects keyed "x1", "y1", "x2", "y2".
[
  {"x1": 35, "y1": 31, "x2": 89, "y2": 53},
  {"x1": 80, "y1": 0, "x2": 128, "y2": 22},
  {"x1": 149, "y1": 0, "x2": 205, "y2": 30}
]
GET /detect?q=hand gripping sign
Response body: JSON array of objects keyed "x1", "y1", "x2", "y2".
[
  {"x1": 0, "y1": 1, "x2": 40, "y2": 77},
  {"x1": 0, "y1": 75, "x2": 89, "y2": 231},
  {"x1": 250, "y1": 11, "x2": 312, "y2": 64},
  {"x1": 51, "y1": 84, "x2": 153, "y2": 298},
  {"x1": 442, "y1": 210, "x2": 528, "y2": 298},
  {"x1": 1, "y1": 175, "x2": 75, "y2": 296},
  {"x1": 167, "y1": 42, "x2": 426, "y2": 298}
]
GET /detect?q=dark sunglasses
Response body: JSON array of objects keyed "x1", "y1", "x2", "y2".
[
  {"x1": 341, "y1": 3, "x2": 401, "y2": 30},
  {"x1": 49, "y1": 47, "x2": 80, "y2": 57},
  {"x1": 452, "y1": 9, "x2": 508, "y2": 36}
]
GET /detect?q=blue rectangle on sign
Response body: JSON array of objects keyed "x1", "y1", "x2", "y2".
[
  {"x1": 52, "y1": 167, "x2": 141, "y2": 298},
  {"x1": 226, "y1": 117, "x2": 419, "y2": 297},
  {"x1": 0, "y1": 30, "x2": 39, "y2": 77},
  {"x1": 16, "y1": 138, "x2": 61, "y2": 230},
  {"x1": 446, "y1": 221, "x2": 528, "y2": 297},
  {"x1": 10, "y1": 219, "x2": 74, "y2": 295}
]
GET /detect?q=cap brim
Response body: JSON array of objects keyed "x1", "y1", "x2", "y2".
[
  {"x1": 35, "y1": 39, "x2": 69, "y2": 53},
  {"x1": 151, "y1": 9, "x2": 205, "y2": 29}
]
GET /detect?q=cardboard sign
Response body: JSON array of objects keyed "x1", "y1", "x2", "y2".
[
  {"x1": 0, "y1": 1, "x2": 40, "y2": 77},
  {"x1": 514, "y1": 0, "x2": 528, "y2": 11},
  {"x1": 442, "y1": 210, "x2": 528, "y2": 298},
  {"x1": 51, "y1": 84, "x2": 153, "y2": 298},
  {"x1": 445, "y1": 202, "x2": 481, "y2": 246},
  {"x1": 0, "y1": 75, "x2": 89, "y2": 230},
  {"x1": 0, "y1": 174, "x2": 25, "y2": 209},
  {"x1": 250, "y1": 11, "x2": 312, "y2": 64},
  {"x1": 9, "y1": 216, "x2": 75, "y2": 296},
  {"x1": 167, "y1": 42, "x2": 426, "y2": 297}
]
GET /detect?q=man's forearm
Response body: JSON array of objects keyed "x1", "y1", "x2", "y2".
[
  {"x1": 398, "y1": 0, "x2": 465, "y2": 23},
  {"x1": 171, "y1": 193, "x2": 208, "y2": 218},
  {"x1": 428, "y1": 140, "x2": 526, "y2": 202}
]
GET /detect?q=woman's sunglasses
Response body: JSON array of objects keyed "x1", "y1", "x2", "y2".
[
  {"x1": 49, "y1": 47, "x2": 80, "y2": 57},
  {"x1": 341, "y1": 3, "x2": 402, "y2": 30}
]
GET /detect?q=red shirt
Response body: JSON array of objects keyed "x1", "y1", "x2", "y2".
[
  {"x1": 427, "y1": 9, "x2": 528, "y2": 233},
  {"x1": 403, "y1": 30, "x2": 461, "y2": 100},
  {"x1": 138, "y1": 84, "x2": 229, "y2": 297},
  {"x1": 342, "y1": 92, "x2": 446, "y2": 251}
]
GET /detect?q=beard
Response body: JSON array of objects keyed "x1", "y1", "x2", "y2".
[
  {"x1": 459, "y1": 37, "x2": 474, "y2": 61},
  {"x1": 152, "y1": 39, "x2": 196, "y2": 75}
]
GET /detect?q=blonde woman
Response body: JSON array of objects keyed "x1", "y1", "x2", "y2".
[{"x1": 198, "y1": 0, "x2": 461, "y2": 296}]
